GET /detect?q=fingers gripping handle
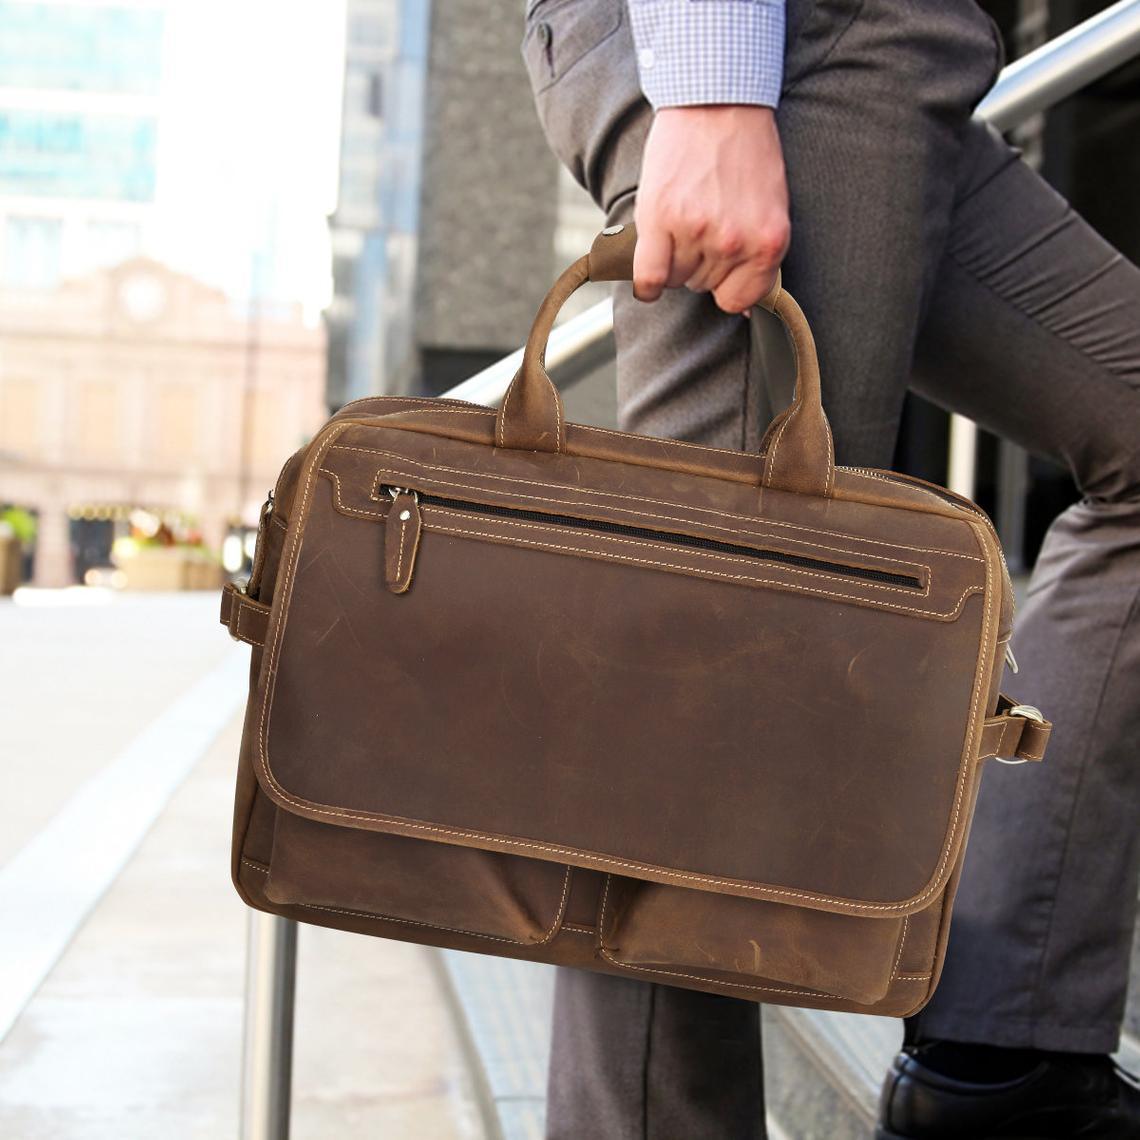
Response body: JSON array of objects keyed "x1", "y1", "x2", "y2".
[{"x1": 496, "y1": 224, "x2": 835, "y2": 499}]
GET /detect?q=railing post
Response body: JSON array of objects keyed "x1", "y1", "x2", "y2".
[
  {"x1": 947, "y1": 413, "x2": 979, "y2": 501},
  {"x1": 241, "y1": 912, "x2": 298, "y2": 1140}
]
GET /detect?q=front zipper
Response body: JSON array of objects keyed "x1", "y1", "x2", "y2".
[
  {"x1": 379, "y1": 484, "x2": 923, "y2": 592},
  {"x1": 845, "y1": 463, "x2": 1017, "y2": 644}
]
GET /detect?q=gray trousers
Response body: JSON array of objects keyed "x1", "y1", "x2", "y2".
[{"x1": 522, "y1": 1, "x2": 1140, "y2": 1135}]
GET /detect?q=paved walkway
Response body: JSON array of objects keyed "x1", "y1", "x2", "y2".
[
  {"x1": 6, "y1": 588, "x2": 1131, "y2": 1139},
  {"x1": 0, "y1": 591, "x2": 486, "y2": 1138}
]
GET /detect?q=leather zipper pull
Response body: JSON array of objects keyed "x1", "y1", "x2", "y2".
[{"x1": 384, "y1": 489, "x2": 421, "y2": 594}]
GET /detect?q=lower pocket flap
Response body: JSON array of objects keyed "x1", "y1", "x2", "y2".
[
  {"x1": 600, "y1": 877, "x2": 906, "y2": 1005},
  {"x1": 265, "y1": 811, "x2": 571, "y2": 946}
]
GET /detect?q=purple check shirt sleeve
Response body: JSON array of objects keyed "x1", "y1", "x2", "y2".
[{"x1": 627, "y1": 0, "x2": 786, "y2": 109}]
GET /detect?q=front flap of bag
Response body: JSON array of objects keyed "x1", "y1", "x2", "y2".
[{"x1": 251, "y1": 416, "x2": 1001, "y2": 920}]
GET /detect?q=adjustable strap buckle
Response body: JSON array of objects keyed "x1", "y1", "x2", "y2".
[
  {"x1": 219, "y1": 581, "x2": 270, "y2": 647},
  {"x1": 995, "y1": 704, "x2": 1046, "y2": 765}
]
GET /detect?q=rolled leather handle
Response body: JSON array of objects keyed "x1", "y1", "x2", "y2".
[{"x1": 496, "y1": 223, "x2": 835, "y2": 498}]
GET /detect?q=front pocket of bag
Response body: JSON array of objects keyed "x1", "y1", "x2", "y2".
[
  {"x1": 600, "y1": 877, "x2": 906, "y2": 1005},
  {"x1": 264, "y1": 810, "x2": 571, "y2": 946}
]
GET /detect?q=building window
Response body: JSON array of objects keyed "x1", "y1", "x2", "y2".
[
  {"x1": 76, "y1": 381, "x2": 120, "y2": 461},
  {"x1": 367, "y1": 73, "x2": 384, "y2": 119},
  {"x1": 0, "y1": 2, "x2": 165, "y2": 94},
  {"x1": 0, "y1": 378, "x2": 42, "y2": 455},
  {"x1": 154, "y1": 385, "x2": 198, "y2": 463},
  {"x1": 3, "y1": 215, "x2": 62, "y2": 288}
]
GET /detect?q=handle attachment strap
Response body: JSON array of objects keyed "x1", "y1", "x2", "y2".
[{"x1": 496, "y1": 223, "x2": 835, "y2": 498}]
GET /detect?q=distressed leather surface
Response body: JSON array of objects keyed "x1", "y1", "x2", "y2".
[{"x1": 225, "y1": 229, "x2": 1050, "y2": 1016}]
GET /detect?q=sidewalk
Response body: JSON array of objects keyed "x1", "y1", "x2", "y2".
[
  {"x1": 3, "y1": 590, "x2": 1133, "y2": 1139},
  {"x1": 0, "y1": 592, "x2": 486, "y2": 1138}
]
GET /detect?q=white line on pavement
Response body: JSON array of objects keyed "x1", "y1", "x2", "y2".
[{"x1": 0, "y1": 646, "x2": 249, "y2": 1043}]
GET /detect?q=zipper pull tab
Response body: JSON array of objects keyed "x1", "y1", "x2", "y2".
[{"x1": 385, "y1": 488, "x2": 421, "y2": 594}]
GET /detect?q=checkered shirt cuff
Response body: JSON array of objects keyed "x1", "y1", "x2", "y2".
[{"x1": 628, "y1": 0, "x2": 786, "y2": 109}]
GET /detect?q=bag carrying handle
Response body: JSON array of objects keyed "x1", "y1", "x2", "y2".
[{"x1": 496, "y1": 222, "x2": 835, "y2": 498}]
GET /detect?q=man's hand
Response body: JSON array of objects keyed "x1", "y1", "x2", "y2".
[{"x1": 633, "y1": 105, "x2": 790, "y2": 315}]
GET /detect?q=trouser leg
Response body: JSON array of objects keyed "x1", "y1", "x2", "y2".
[
  {"x1": 545, "y1": 969, "x2": 765, "y2": 1140},
  {"x1": 524, "y1": 1, "x2": 1008, "y2": 1135},
  {"x1": 529, "y1": 12, "x2": 768, "y2": 1138},
  {"x1": 904, "y1": 118, "x2": 1140, "y2": 1053}
]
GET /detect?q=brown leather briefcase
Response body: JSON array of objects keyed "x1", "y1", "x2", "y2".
[{"x1": 222, "y1": 224, "x2": 1051, "y2": 1016}]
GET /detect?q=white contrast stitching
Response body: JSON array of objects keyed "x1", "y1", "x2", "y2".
[
  {"x1": 361, "y1": 464, "x2": 930, "y2": 579},
  {"x1": 425, "y1": 515, "x2": 979, "y2": 619},
  {"x1": 395, "y1": 513, "x2": 407, "y2": 585},
  {"x1": 889, "y1": 916, "x2": 909, "y2": 982},
  {"x1": 845, "y1": 468, "x2": 957, "y2": 511},
  {"x1": 578, "y1": 422, "x2": 761, "y2": 458},
  {"x1": 253, "y1": 422, "x2": 997, "y2": 917},
  {"x1": 320, "y1": 465, "x2": 937, "y2": 601},
  {"x1": 232, "y1": 597, "x2": 268, "y2": 646},
  {"x1": 823, "y1": 414, "x2": 836, "y2": 496},
  {"x1": 426, "y1": 507, "x2": 933, "y2": 599},
  {"x1": 314, "y1": 471, "x2": 979, "y2": 618},
  {"x1": 335, "y1": 394, "x2": 491, "y2": 416},
  {"x1": 595, "y1": 876, "x2": 841, "y2": 998},
  {"x1": 763, "y1": 402, "x2": 799, "y2": 489},
  {"x1": 326, "y1": 444, "x2": 984, "y2": 562},
  {"x1": 241, "y1": 859, "x2": 572, "y2": 946}
]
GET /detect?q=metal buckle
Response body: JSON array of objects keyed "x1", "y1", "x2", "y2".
[{"x1": 996, "y1": 704, "x2": 1045, "y2": 765}]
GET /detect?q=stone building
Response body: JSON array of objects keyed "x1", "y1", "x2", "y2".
[{"x1": 0, "y1": 257, "x2": 325, "y2": 586}]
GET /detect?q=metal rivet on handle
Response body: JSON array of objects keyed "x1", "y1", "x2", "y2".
[
  {"x1": 399, "y1": 509, "x2": 410, "y2": 521},
  {"x1": 601, "y1": 224, "x2": 624, "y2": 236}
]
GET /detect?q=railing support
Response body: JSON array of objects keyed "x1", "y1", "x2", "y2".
[{"x1": 240, "y1": 912, "x2": 297, "y2": 1140}]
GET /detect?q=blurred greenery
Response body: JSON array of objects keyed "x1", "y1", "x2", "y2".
[{"x1": 1, "y1": 505, "x2": 37, "y2": 544}]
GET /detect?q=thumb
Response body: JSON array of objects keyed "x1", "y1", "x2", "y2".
[{"x1": 632, "y1": 220, "x2": 673, "y2": 303}]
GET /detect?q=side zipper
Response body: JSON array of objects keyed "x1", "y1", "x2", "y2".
[
  {"x1": 379, "y1": 483, "x2": 924, "y2": 594},
  {"x1": 245, "y1": 489, "x2": 276, "y2": 598}
]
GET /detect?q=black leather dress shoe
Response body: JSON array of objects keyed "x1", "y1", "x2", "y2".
[{"x1": 876, "y1": 1046, "x2": 1140, "y2": 1138}]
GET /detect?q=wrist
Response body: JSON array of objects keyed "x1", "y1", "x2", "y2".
[{"x1": 656, "y1": 104, "x2": 777, "y2": 126}]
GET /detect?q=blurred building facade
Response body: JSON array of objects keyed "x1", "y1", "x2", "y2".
[
  {"x1": 0, "y1": 259, "x2": 325, "y2": 586},
  {"x1": 324, "y1": 0, "x2": 567, "y2": 407},
  {"x1": 325, "y1": 0, "x2": 429, "y2": 409},
  {"x1": 0, "y1": 0, "x2": 165, "y2": 289}
]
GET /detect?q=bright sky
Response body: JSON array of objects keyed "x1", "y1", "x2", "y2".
[{"x1": 154, "y1": 0, "x2": 347, "y2": 317}]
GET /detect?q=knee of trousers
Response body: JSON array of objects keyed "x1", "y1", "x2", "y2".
[{"x1": 1066, "y1": 400, "x2": 1140, "y2": 506}]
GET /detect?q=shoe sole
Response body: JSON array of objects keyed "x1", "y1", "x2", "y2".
[{"x1": 876, "y1": 1123, "x2": 1133, "y2": 1140}]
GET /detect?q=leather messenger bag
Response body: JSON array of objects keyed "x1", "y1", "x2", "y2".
[{"x1": 222, "y1": 224, "x2": 1052, "y2": 1017}]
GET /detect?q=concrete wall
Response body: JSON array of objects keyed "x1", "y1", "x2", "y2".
[{"x1": 414, "y1": 0, "x2": 561, "y2": 381}]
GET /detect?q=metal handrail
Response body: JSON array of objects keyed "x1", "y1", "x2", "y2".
[
  {"x1": 977, "y1": 0, "x2": 1140, "y2": 130},
  {"x1": 448, "y1": 0, "x2": 1140, "y2": 501},
  {"x1": 240, "y1": 5, "x2": 1140, "y2": 1136}
]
